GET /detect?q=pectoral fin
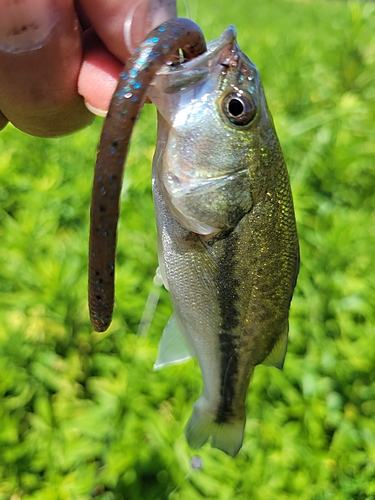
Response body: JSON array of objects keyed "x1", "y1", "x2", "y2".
[
  {"x1": 156, "y1": 251, "x2": 169, "y2": 290},
  {"x1": 262, "y1": 324, "x2": 288, "y2": 370},
  {"x1": 153, "y1": 314, "x2": 193, "y2": 370}
]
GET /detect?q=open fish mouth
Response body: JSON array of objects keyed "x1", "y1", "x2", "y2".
[
  {"x1": 148, "y1": 25, "x2": 253, "y2": 236},
  {"x1": 153, "y1": 26, "x2": 237, "y2": 92}
]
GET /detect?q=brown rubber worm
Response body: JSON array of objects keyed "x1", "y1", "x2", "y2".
[{"x1": 89, "y1": 18, "x2": 207, "y2": 332}]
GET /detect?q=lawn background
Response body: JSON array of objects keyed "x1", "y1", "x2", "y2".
[{"x1": 1, "y1": 0, "x2": 375, "y2": 498}]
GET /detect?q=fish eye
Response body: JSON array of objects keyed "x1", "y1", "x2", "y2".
[{"x1": 222, "y1": 92, "x2": 256, "y2": 126}]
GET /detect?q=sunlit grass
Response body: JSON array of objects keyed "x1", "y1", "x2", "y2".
[{"x1": 1, "y1": 1, "x2": 375, "y2": 498}]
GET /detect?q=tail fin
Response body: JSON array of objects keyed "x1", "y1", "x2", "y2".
[{"x1": 184, "y1": 398, "x2": 245, "y2": 457}]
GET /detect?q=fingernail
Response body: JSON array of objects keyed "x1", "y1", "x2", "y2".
[
  {"x1": 85, "y1": 101, "x2": 107, "y2": 118},
  {"x1": 146, "y1": 0, "x2": 178, "y2": 30},
  {"x1": 0, "y1": 0, "x2": 57, "y2": 54},
  {"x1": 123, "y1": 0, "x2": 177, "y2": 53}
]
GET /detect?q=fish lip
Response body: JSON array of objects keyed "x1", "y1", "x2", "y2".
[
  {"x1": 155, "y1": 25, "x2": 237, "y2": 79},
  {"x1": 165, "y1": 168, "x2": 250, "y2": 197}
]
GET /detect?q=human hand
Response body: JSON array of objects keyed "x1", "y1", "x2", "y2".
[{"x1": 0, "y1": 0, "x2": 177, "y2": 137}]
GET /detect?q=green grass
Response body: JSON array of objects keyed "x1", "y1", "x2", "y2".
[{"x1": 1, "y1": 0, "x2": 375, "y2": 498}]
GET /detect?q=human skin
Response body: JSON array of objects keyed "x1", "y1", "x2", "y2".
[{"x1": 0, "y1": 0, "x2": 177, "y2": 137}]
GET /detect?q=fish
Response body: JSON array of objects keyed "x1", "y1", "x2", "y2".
[
  {"x1": 148, "y1": 26, "x2": 299, "y2": 457},
  {"x1": 88, "y1": 19, "x2": 206, "y2": 332}
]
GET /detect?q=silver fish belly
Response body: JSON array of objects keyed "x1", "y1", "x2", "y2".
[{"x1": 149, "y1": 27, "x2": 299, "y2": 457}]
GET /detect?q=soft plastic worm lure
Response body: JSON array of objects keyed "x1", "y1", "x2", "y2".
[{"x1": 89, "y1": 18, "x2": 206, "y2": 332}]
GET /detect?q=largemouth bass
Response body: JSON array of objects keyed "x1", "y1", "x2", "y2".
[{"x1": 149, "y1": 26, "x2": 299, "y2": 457}]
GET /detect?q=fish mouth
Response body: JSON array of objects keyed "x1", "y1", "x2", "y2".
[
  {"x1": 152, "y1": 26, "x2": 237, "y2": 92},
  {"x1": 165, "y1": 168, "x2": 249, "y2": 197}
]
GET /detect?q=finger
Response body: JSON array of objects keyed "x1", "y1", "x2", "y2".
[
  {"x1": 77, "y1": 0, "x2": 177, "y2": 114},
  {"x1": 79, "y1": 0, "x2": 177, "y2": 62},
  {"x1": 0, "y1": 0, "x2": 93, "y2": 137},
  {"x1": 78, "y1": 28, "x2": 123, "y2": 116}
]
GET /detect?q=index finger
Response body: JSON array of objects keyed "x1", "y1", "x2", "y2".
[{"x1": 77, "y1": 0, "x2": 177, "y2": 114}]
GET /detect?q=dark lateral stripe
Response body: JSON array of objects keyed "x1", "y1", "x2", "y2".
[{"x1": 216, "y1": 233, "x2": 240, "y2": 424}]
